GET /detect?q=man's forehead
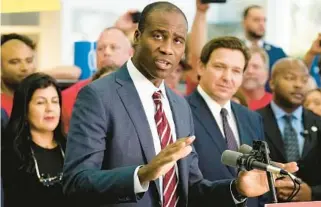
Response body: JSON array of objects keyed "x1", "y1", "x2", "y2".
[
  {"x1": 248, "y1": 8, "x2": 265, "y2": 17},
  {"x1": 2, "y1": 39, "x2": 30, "y2": 50},
  {"x1": 1, "y1": 40, "x2": 34, "y2": 57},
  {"x1": 146, "y1": 11, "x2": 187, "y2": 35},
  {"x1": 276, "y1": 66, "x2": 309, "y2": 77},
  {"x1": 98, "y1": 29, "x2": 127, "y2": 43}
]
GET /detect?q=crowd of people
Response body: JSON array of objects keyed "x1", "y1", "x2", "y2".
[{"x1": 1, "y1": 1, "x2": 321, "y2": 207}]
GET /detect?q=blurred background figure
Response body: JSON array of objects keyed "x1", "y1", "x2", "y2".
[
  {"x1": 232, "y1": 90, "x2": 248, "y2": 107},
  {"x1": 91, "y1": 65, "x2": 118, "y2": 81},
  {"x1": 165, "y1": 59, "x2": 191, "y2": 95},
  {"x1": 2, "y1": 73, "x2": 69, "y2": 207},
  {"x1": 61, "y1": 27, "x2": 133, "y2": 132},
  {"x1": 242, "y1": 5, "x2": 287, "y2": 92},
  {"x1": 304, "y1": 89, "x2": 321, "y2": 116},
  {"x1": 303, "y1": 33, "x2": 321, "y2": 86},
  {"x1": 1, "y1": 108, "x2": 9, "y2": 133},
  {"x1": 114, "y1": 9, "x2": 140, "y2": 45},
  {"x1": 1, "y1": 34, "x2": 37, "y2": 116},
  {"x1": 1, "y1": 33, "x2": 81, "y2": 116},
  {"x1": 241, "y1": 47, "x2": 272, "y2": 110}
]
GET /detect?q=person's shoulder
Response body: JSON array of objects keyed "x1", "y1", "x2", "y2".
[
  {"x1": 232, "y1": 102, "x2": 261, "y2": 118},
  {"x1": 304, "y1": 108, "x2": 321, "y2": 121},
  {"x1": 264, "y1": 41, "x2": 285, "y2": 51},
  {"x1": 256, "y1": 104, "x2": 270, "y2": 116},
  {"x1": 62, "y1": 79, "x2": 91, "y2": 95}
]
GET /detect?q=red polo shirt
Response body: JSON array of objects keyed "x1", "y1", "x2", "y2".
[
  {"x1": 1, "y1": 93, "x2": 13, "y2": 116},
  {"x1": 62, "y1": 79, "x2": 91, "y2": 133},
  {"x1": 248, "y1": 92, "x2": 273, "y2": 111}
]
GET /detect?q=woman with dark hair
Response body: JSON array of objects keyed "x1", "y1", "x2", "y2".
[{"x1": 2, "y1": 73, "x2": 68, "y2": 207}]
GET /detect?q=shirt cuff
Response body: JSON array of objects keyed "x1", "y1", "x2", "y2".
[
  {"x1": 134, "y1": 166, "x2": 150, "y2": 194},
  {"x1": 230, "y1": 180, "x2": 247, "y2": 204}
]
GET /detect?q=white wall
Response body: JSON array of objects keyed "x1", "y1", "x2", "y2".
[
  {"x1": 38, "y1": 11, "x2": 61, "y2": 70},
  {"x1": 0, "y1": 11, "x2": 62, "y2": 71}
]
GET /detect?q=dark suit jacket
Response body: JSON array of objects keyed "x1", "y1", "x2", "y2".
[
  {"x1": 187, "y1": 90, "x2": 267, "y2": 207},
  {"x1": 257, "y1": 105, "x2": 321, "y2": 200},
  {"x1": 263, "y1": 42, "x2": 287, "y2": 92},
  {"x1": 63, "y1": 64, "x2": 242, "y2": 207}
]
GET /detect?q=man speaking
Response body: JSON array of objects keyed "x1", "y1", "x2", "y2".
[{"x1": 63, "y1": 2, "x2": 296, "y2": 207}]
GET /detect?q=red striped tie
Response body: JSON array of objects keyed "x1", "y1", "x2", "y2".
[{"x1": 152, "y1": 90, "x2": 179, "y2": 207}]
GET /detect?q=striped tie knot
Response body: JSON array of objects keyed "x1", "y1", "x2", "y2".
[
  {"x1": 152, "y1": 90, "x2": 162, "y2": 105},
  {"x1": 220, "y1": 108, "x2": 229, "y2": 117},
  {"x1": 283, "y1": 114, "x2": 294, "y2": 123}
]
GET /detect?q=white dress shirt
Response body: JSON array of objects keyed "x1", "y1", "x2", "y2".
[
  {"x1": 197, "y1": 85, "x2": 241, "y2": 147},
  {"x1": 127, "y1": 59, "x2": 177, "y2": 199}
]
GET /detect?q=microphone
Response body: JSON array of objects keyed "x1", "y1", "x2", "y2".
[
  {"x1": 221, "y1": 150, "x2": 288, "y2": 175},
  {"x1": 238, "y1": 144, "x2": 278, "y2": 166},
  {"x1": 238, "y1": 144, "x2": 302, "y2": 184}
]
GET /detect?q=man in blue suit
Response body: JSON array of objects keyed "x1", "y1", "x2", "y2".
[
  {"x1": 63, "y1": 2, "x2": 287, "y2": 207},
  {"x1": 186, "y1": 37, "x2": 268, "y2": 207},
  {"x1": 242, "y1": 5, "x2": 287, "y2": 92}
]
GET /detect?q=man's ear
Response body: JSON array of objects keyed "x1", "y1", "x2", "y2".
[
  {"x1": 133, "y1": 30, "x2": 141, "y2": 45},
  {"x1": 269, "y1": 79, "x2": 275, "y2": 92}
]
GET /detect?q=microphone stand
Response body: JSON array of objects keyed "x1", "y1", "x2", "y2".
[{"x1": 261, "y1": 142, "x2": 278, "y2": 203}]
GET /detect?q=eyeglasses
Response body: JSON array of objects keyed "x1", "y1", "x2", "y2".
[{"x1": 30, "y1": 144, "x2": 65, "y2": 187}]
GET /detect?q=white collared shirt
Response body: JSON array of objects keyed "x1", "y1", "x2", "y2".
[
  {"x1": 127, "y1": 59, "x2": 177, "y2": 199},
  {"x1": 197, "y1": 85, "x2": 241, "y2": 147},
  {"x1": 244, "y1": 38, "x2": 264, "y2": 49}
]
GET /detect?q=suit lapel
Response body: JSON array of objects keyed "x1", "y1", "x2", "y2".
[
  {"x1": 189, "y1": 91, "x2": 236, "y2": 176},
  {"x1": 301, "y1": 110, "x2": 318, "y2": 159},
  {"x1": 115, "y1": 66, "x2": 161, "y2": 196},
  {"x1": 263, "y1": 105, "x2": 286, "y2": 160},
  {"x1": 231, "y1": 103, "x2": 251, "y2": 146}
]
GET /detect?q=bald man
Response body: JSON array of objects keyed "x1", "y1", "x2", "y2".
[
  {"x1": 257, "y1": 58, "x2": 321, "y2": 202},
  {"x1": 62, "y1": 27, "x2": 133, "y2": 132},
  {"x1": 1, "y1": 36, "x2": 36, "y2": 116},
  {"x1": 1, "y1": 33, "x2": 81, "y2": 116}
]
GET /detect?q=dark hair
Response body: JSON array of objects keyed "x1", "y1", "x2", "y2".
[
  {"x1": 92, "y1": 66, "x2": 118, "y2": 81},
  {"x1": 138, "y1": 1, "x2": 188, "y2": 33},
  {"x1": 1, "y1": 33, "x2": 36, "y2": 50},
  {"x1": 243, "y1": 5, "x2": 262, "y2": 19},
  {"x1": 200, "y1": 36, "x2": 251, "y2": 69},
  {"x1": 3, "y1": 73, "x2": 65, "y2": 168}
]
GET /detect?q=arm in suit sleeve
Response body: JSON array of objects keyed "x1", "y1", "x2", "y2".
[
  {"x1": 62, "y1": 85, "x2": 143, "y2": 204},
  {"x1": 186, "y1": 104, "x2": 245, "y2": 207}
]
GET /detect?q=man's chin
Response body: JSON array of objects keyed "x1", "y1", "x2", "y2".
[
  {"x1": 242, "y1": 82, "x2": 259, "y2": 90},
  {"x1": 248, "y1": 31, "x2": 264, "y2": 40}
]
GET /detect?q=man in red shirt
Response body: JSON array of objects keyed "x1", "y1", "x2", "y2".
[
  {"x1": 62, "y1": 27, "x2": 134, "y2": 132},
  {"x1": 241, "y1": 47, "x2": 272, "y2": 110},
  {"x1": 1, "y1": 34, "x2": 37, "y2": 116},
  {"x1": 1, "y1": 33, "x2": 81, "y2": 116}
]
